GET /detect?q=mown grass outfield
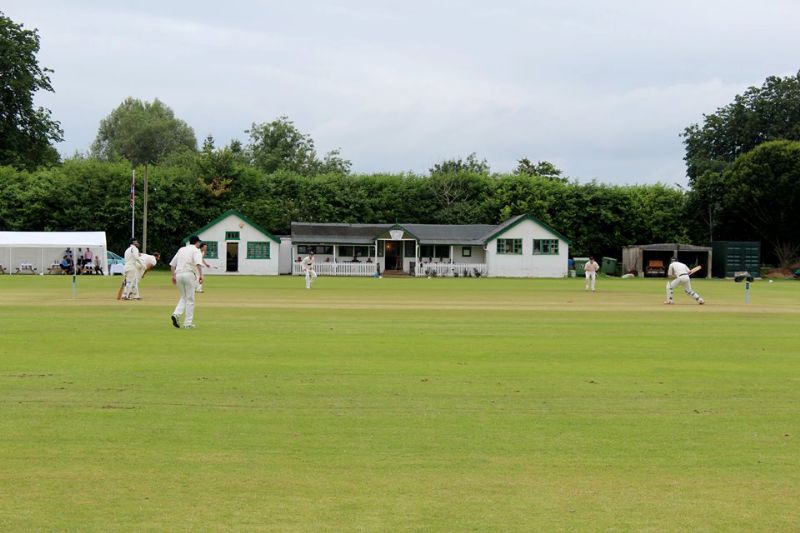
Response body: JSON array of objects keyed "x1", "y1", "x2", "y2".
[{"x1": 1, "y1": 273, "x2": 798, "y2": 531}]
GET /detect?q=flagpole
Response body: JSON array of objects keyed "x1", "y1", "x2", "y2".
[{"x1": 130, "y1": 169, "x2": 136, "y2": 239}]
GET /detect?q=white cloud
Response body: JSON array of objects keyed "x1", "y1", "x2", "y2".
[{"x1": 4, "y1": 0, "x2": 800, "y2": 184}]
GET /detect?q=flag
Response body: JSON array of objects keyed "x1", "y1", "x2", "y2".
[{"x1": 130, "y1": 170, "x2": 135, "y2": 207}]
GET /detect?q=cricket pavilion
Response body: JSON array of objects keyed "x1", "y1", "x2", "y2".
[
  {"x1": 188, "y1": 210, "x2": 570, "y2": 278},
  {"x1": 289, "y1": 213, "x2": 571, "y2": 278}
]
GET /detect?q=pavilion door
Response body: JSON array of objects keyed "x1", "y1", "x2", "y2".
[
  {"x1": 384, "y1": 240, "x2": 403, "y2": 270},
  {"x1": 226, "y1": 242, "x2": 239, "y2": 272}
]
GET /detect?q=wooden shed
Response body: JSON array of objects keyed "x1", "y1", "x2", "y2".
[{"x1": 622, "y1": 243, "x2": 712, "y2": 278}]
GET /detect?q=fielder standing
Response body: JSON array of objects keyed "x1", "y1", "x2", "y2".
[
  {"x1": 122, "y1": 238, "x2": 144, "y2": 300},
  {"x1": 584, "y1": 256, "x2": 600, "y2": 291},
  {"x1": 301, "y1": 250, "x2": 317, "y2": 289},
  {"x1": 665, "y1": 257, "x2": 704, "y2": 305},
  {"x1": 170, "y1": 236, "x2": 204, "y2": 329}
]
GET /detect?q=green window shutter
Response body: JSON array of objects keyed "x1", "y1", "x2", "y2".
[
  {"x1": 533, "y1": 239, "x2": 558, "y2": 255},
  {"x1": 498, "y1": 239, "x2": 522, "y2": 255},
  {"x1": 246, "y1": 241, "x2": 270, "y2": 259},
  {"x1": 225, "y1": 231, "x2": 240, "y2": 241}
]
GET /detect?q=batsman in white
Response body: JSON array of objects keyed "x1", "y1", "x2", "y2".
[
  {"x1": 665, "y1": 257, "x2": 704, "y2": 305},
  {"x1": 301, "y1": 250, "x2": 317, "y2": 289},
  {"x1": 170, "y1": 236, "x2": 204, "y2": 329}
]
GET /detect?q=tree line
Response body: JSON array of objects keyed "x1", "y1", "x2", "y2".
[{"x1": 0, "y1": 159, "x2": 687, "y2": 261}]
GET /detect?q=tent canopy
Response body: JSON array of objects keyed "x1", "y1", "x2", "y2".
[
  {"x1": 0, "y1": 231, "x2": 110, "y2": 275},
  {"x1": 0, "y1": 231, "x2": 107, "y2": 248}
]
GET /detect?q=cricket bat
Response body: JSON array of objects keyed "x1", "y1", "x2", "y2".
[
  {"x1": 116, "y1": 279, "x2": 125, "y2": 300},
  {"x1": 688, "y1": 265, "x2": 702, "y2": 276}
]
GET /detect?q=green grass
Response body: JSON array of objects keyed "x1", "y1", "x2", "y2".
[{"x1": 1, "y1": 273, "x2": 798, "y2": 531}]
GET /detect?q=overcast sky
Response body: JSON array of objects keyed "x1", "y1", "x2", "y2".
[{"x1": 5, "y1": 1, "x2": 800, "y2": 185}]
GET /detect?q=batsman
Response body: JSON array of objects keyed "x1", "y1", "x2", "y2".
[{"x1": 665, "y1": 257, "x2": 704, "y2": 305}]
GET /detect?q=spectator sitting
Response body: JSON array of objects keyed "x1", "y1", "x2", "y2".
[
  {"x1": 59, "y1": 256, "x2": 72, "y2": 274},
  {"x1": 352, "y1": 257, "x2": 360, "y2": 262},
  {"x1": 93, "y1": 255, "x2": 103, "y2": 275},
  {"x1": 366, "y1": 257, "x2": 373, "y2": 263}
]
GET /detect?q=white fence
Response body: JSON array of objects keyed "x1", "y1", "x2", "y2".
[
  {"x1": 415, "y1": 263, "x2": 487, "y2": 278},
  {"x1": 292, "y1": 262, "x2": 377, "y2": 277}
]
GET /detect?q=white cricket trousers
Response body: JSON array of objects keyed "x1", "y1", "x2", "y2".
[
  {"x1": 173, "y1": 272, "x2": 197, "y2": 326},
  {"x1": 123, "y1": 266, "x2": 139, "y2": 298},
  {"x1": 585, "y1": 271, "x2": 596, "y2": 291},
  {"x1": 305, "y1": 269, "x2": 317, "y2": 289},
  {"x1": 666, "y1": 275, "x2": 702, "y2": 302}
]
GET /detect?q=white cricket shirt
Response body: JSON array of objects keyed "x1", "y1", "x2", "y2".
[
  {"x1": 170, "y1": 244, "x2": 203, "y2": 274},
  {"x1": 668, "y1": 261, "x2": 690, "y2": 277}
]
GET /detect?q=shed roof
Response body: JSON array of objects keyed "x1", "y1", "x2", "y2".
[
  {"x1": 291, "y1": 215, "x2": 572, "y2": 246},
  {"x1": 291, "y1": 222, "x2": 392, "y2": 244},
  {"x1": 624, "y1": 243, "x2": 712, "y2": 252},
  {"x1": 402, "y1": 223, "x2": 496, "y2": 245}
]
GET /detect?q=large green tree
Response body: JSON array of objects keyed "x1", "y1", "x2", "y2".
[
  {"x1": 682, "y1": 71, "x2": 800, "y2": 184},
  {"x1": 683, "y1": 71, "x2": 800, "y2": 247},
  {"x1": 0, "y1": 11, "x2": 63, "y2": 170},
  {"x1": 718, "y1": 141, "x2": 800, "y2": 266},
  {"x1": 246, "y1": 116, "x2": 351, "y2": 176},
  {"x1": 90, "y1": 97, "x2": 197, "y2": 165}
]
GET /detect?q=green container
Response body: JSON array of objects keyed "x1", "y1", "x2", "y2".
[
  {"x1": 574, "y1": 257, "x2": 589, "y2": 276},
  {"x1": 601, "y1": 256, "x2": 617, "y2": 275},
  {"x1": 711, "y1": 241, "x2": 760, "y2": 278}
]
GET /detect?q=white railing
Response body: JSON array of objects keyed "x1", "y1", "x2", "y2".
[
  {"x1": 292, "y1": 262, "x2": 377, "y2": 277},
  {"x1": 415, "y1": 263, "x2": 487, "y2": 278}
]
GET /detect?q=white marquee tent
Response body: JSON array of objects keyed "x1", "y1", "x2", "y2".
[{"x1": 0, "y1": 231, "x2": 108, "y2": 275}]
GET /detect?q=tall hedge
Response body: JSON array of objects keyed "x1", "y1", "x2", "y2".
[{"x1": 0, "y1": 160, "x2": 688, "y2": 262}]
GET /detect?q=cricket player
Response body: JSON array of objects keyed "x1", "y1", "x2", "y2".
[
  {"x1": 122, "y1": 238, "x2": 145, "y2": 300},
  {"x1": 125, "y1": 252, "x2": 161, "y2": 300},
  {"x1": 665, "y1": 257, "x2": 704, "y2": 305},
  {"x1": 170, "y1": 236, "x2": 204, "y2": 329},
  {"x1": 584, "y1": 256, "x2": 600, "y2": 291},
  {"x1": 301, "y1": 250, "x2": 317, "y2": 289}
]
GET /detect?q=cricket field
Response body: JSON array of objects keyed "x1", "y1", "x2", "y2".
[{"x1": 1, "y1": 274, "x2": 798, "y2": 531}]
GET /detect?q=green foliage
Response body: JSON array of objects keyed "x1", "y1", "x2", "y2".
[
  {"x1": 719, "y1": 140, "x2": 800, "y2": 266},
  {"x1": 514, "y1": 158, "x2": 564, "y2": 180},
  {"x1": 90, "y1": 97, "x2": 197, "y2": 166},
  {"x1": 246, "y1": 116, "x2": 351, "y2": 176},
  {"x1": 0, "y1": 11, "x2": 63, "y2": 170},
  {"x1": 682, "y1": 70, "x2": 800, "y2": 184},
  {"x1": 0, "y1": 160, "x2": 689, "y2": 260},
  {"x1": 684, "y1": 71, "x2": 800, "y2": 263},
  {"x1": 194, "y1": 135, "x2": 248, "y2": 198},
  {"x1": 429, "y1": 152, "x2": 489, "y2": 176}
]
